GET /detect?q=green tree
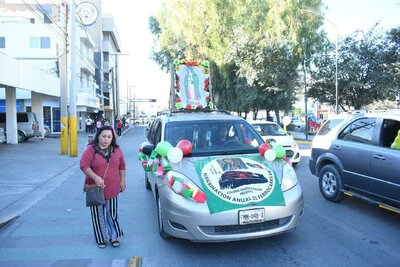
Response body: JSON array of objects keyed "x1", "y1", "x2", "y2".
[{"x1": 309, "y1": 25, "x2": 395, "y2": 110}]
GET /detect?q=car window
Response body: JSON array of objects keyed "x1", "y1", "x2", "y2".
[
  {"x1": 318, "y1": 118, "x2": 343, "y2": 135},
  {"x1": 165, "y1": 120, "x2": 264, "y2": 156},
  {"x1": 17, "y1": 113, "x2": 28, "y2": 123},
  {"x1": 380, "y1": 118, "x2": 400, "y2": 148},
  {"x1": 148, "y1": 119, "x2": 161, "y2": 144},
  {"x1": 338, "y1": 117, "x2": 376, "y2": 144},
  {"x1": 252, "y1": 123, "x2": 286, "y2": 136}
]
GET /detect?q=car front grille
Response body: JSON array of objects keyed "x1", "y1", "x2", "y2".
[{"x1": 198, "y1": 216, "x2": 292, "y2": 235}]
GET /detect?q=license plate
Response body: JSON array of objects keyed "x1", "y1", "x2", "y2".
[{"x1": 239, "y1": 208, "x2": 265, "y2": 225}]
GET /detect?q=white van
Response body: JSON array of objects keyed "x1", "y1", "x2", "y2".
[{"x1": 0, "y1": 112, "x2": 41, "y2": 143}]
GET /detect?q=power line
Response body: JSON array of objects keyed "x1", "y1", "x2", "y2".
[
  {"x1": 21, "y1": 0, "x2": 67, "y2": 42},
  {"x1": 32, "y1": 0, "x2": 67, "y2": 35}
]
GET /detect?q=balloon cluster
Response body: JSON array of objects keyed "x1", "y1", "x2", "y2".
[
  {"x1": 138, "y1": 140, "x2": 193, "y2": 175},
  {"x1": 258, "y1": 140, "x2": 289, "y2": 163}
]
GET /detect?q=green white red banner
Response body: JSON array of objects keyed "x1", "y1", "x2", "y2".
[{"x1": 193, "y1": 155, "x2": 286, "y2": 214}]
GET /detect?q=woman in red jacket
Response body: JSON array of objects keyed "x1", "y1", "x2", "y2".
[{"x1": 80, "y1": 125, "x2": 126, "y2": 248}]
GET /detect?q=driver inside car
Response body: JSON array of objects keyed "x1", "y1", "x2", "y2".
[{"x1": 212, "y1": 125, "x2": 238, "y2": 146}]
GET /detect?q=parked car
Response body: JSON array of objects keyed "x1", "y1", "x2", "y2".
[
  {"x1": 0, "y1": 112, "x2": 41, "y2": 143},
  {"x1": 309, "y1": 111, "x2": 400, "y2": 212},
  {"x1": 250, "y1": 120, "x2": 300, "y2": 166},
  {"x1": 291, "y1": 118, "x2": 305, "y2": 131},
  {"x1": 141, "y1": 110, "x2": 303, "y2": 242}
]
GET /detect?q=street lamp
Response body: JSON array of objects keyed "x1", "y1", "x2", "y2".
[{"x1": 300, "y1": 9, "x2": 339, "y2": 114}]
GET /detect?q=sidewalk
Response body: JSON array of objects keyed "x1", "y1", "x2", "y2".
[
  {"x1": 288, "y1": 130, "x2": 314, "y2": 145},
  {"x1": 0, "y1": 126, "x2": 132, "y2": 228}
]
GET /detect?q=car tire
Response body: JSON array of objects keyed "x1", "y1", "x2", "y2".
[
  {"x1": 145, "y1": 175, "x2": 151, "y2": 190},
  {"x1": 318, "y1": 164, "x2": 344, "y2": 202},
  {"x1": 292, "y1": 162, "x2": 298, "y2": 167},
  {"x1": 17, "y1": 131, "x2": 25, "y2": 143},
  {"x1": 156, "y1": 193, "x2": 170, "y2": 239}
]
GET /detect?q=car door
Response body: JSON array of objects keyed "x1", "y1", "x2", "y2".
[
  {"x1": 368, "y1": 118, "x2": 400, "y2": 205},
  {"x1": 332, "y1": 117, "x2": 377, "y2": 193}
]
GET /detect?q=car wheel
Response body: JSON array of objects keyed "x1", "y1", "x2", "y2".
[
  {"x1": 145, "y1": 175, "x2": 151, "y2": 190},
  {"x1": 292, "y1": 162, "x2": 298, "y2": 167},
  {"x1": 17, "y1": 131, "x2": 25, "y2": 143},
  {"x1": 156, "y1": 194, "x2": 170, "y2": 239},
  {"x1": 319, "y1": 164, "x2": 344, "y2": 202}
]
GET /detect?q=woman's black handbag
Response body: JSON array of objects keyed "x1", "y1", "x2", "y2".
[
  {"x1": 86, "y1": 186, "x2": 105, "y2": 206},
  {"x1": 85, "y1": 162, "x2": 109, "y2": 207}
]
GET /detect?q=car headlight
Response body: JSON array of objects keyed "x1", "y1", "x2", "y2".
[
  {"x1": 281, "y1": 163, "x2": 298, "y2": 192},
  {"x1": 165, "y1": 171, "x2": 206, "y2": 203},
  {"x1": 291, "y1": 139, "x2": 299, "y2": 149}
]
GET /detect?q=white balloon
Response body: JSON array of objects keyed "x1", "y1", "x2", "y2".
[
  {"x1": 264, "y1": 149, "x2": 276, "y2": 161},
  {"x1": 167, "y1": 147, "x2": 183, "y2": 164}
]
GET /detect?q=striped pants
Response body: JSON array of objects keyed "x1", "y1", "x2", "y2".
[{"x1": 90, "y1": 196, "x2": 124, "y2": 244}]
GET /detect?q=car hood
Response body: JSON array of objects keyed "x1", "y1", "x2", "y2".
[
  {"x1": 170, "y1": 153, "x2": 287, "y2": 188},
  {"x1": 260, "y1": 135, "x2": 294, "y2": 145},
  {"x1": 168, "y1": 154, "x2": 289, "y2": 214}
]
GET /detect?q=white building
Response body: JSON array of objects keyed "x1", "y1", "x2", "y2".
[{"x1": 0, "y1": 0, "x2": 122, "y2": 141}]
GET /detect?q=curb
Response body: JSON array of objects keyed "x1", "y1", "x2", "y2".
[
  {"x1": 0, "y1": 215, "x2": 19, "y2": 229},
  {"x1": 296, "y1": 140, "x2": 312, "y2": 145}
]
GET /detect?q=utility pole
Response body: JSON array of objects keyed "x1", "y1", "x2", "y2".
[
  {"x1": 69, "y1": 0, "x2": 78, "y2": 157},
  {"x1": 60, "y1": 0, "x2": 68, "y2": 155}
]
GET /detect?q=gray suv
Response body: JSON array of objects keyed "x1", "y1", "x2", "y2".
[
  {"x1": 309, "y1": 111, "x2": 400, "y2": 212},
  {"x1": 0, "y1": 112, "x2": 41, "y2": 143}
]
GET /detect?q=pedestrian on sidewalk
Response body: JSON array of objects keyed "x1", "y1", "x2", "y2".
[
  {"x1": 80, "y1": 125, "x2": 126, "y2": 249},
  {"x1": 117, "y1": 119, "x2": 122, "y2": 136},
  {"x1": 96, "y1": 119, "x2": 102, "y2": 132},
  {"x1": 85, "y1": 116, "x2": 92, "y2": 133}
]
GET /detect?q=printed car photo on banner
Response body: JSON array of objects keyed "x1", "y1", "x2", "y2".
[
  {"x1": 173, "y1": 59, "x2": 213, "y2": 110},
  {"x1": 194, "y1": 155, "x2": 286, "y2": 214}
]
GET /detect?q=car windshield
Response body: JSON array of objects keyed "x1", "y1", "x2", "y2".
[
  {"x1": 251, "y1": 123, "x2": 286, "y2": 136},
  {"x1": 165, "y1": 120, "x2": 264, "y2": 156}
]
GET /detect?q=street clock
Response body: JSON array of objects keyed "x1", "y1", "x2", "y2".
[{"x1": 76, "y1": 2, "x2": 98, "y2": 26}]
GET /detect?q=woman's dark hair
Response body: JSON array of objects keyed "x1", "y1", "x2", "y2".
[{"x1": 92, "y1": 125, "x2": 119, "y2": 148}]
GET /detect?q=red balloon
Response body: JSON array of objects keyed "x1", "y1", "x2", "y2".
[
  {"x1": 177, "y1": 139, "x2": 193, "y2": 155},
  {"x1": 258, "y1": 143, "x2": 271, "y2": 156}
]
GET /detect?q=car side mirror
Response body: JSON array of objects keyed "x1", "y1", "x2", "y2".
[{"x1": 142, "y1": 144, "x2": 155, "y2": 156}]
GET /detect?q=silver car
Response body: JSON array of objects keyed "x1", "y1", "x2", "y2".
[{"x1": 141, "y1": 110, "x2": 304, "y2": 242}]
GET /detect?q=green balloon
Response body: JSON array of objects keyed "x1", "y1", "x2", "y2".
[
  {"x1": 156, "y1": 141, "x2": 173, "y2": 157},
  {"x1": 274, "y1": 145, "x2": 286, "y2": 159}
]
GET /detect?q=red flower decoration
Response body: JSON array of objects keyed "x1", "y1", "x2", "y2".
[
  {"x1": 197, "y1": 105, "x2": 203, "y2": 109},
  {"x1": 176, "y1": 98, "x2": 181, "y2": 103},
  {"x1": 186, "y1": 104, "x2": 192, "y2": 109}
]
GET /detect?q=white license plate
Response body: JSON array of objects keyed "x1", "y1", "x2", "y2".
[{"x1": 239, "y1": 208, "x2": 265, "y2": 225}]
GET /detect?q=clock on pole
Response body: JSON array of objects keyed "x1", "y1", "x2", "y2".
[{"x1": 76, "y1": 2, "x2": 98, "y2": 26}]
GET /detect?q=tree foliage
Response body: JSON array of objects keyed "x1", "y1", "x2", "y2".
[{"x1": 309, "y1": 25, "x2": 399, "y2": 110}]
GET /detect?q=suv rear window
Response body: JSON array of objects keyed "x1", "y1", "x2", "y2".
[{"x1": 317, "y1": 119, "x2": 343, "y2": 135}]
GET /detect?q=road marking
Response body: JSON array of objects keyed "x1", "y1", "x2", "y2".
[{"x1": 128, "y1": 256, "x2": 142, "y2": 267}]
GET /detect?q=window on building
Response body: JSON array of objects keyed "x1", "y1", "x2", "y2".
[
  {"x1": 37, "y1": 5, "x2": 53, "y2": 24},
  {"x1": 30, "y1": 37, "x2": 50, "y2": 48},
  {"x1": 0, "y1": 37, "x2": 5, "y2": 48}
]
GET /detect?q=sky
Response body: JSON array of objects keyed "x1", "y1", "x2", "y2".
[{"x1": 102, "y1": 0, "x2": 400, "y2": 113}]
